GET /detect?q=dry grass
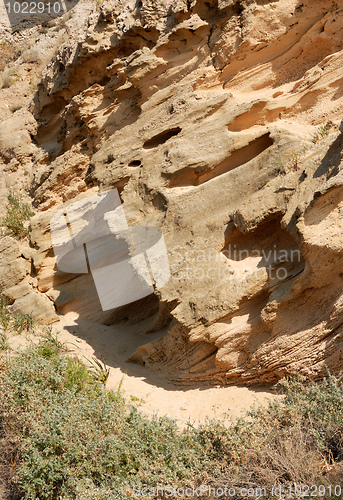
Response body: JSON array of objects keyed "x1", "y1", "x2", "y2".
[
  {"x1": 210, "y1": 376, "x2": 343, "y2": 499},
  {"x1": 0, "y1": 67, "x2": 19, "y2": 89},
  {"x1": 21, "y1": 48, "x2": 43, "y2": 65},
  {"x1": 0, "y1": 41, "x2": 21, "y2": 73},
  {"x1": 215, "y1": 423, "x2": 328, "y2": 498}
]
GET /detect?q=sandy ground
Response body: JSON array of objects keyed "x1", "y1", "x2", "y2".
[{"x1": 23, "y1": 312, "x2": 278, "y2": 426}]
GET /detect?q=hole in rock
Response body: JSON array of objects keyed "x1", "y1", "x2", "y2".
[
  {"x1": 143, "y1": 127, "x2": 182, "y2": 149},
  {"x1": 106, "y1": 154, "x2": 114, "y2": 164},
  {"x1": 232, "y1": 2, "x2": 244, "y2": 14},
  {"x1": 198, "y1": 132, "x2": 273, "y2": 184},
  {"x1": 129, "y1": 160, "x2": 142, "y2": 167},
  {"x1": 112, "y1": 176, "x2": 130, "y2": 195},
  {"x1": 222, "y1": 213, "x2": 306, "y2": 289},
  {"x1": 227, "y1": 102, "x2": 268, "y2": 132}
]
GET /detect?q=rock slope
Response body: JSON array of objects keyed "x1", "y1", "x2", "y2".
[{"x1": 2, "y1": 0, "x2": 343, "y2": 384}]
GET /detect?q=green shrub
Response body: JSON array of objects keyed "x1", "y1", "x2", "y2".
[
  {"x1": 0, "y1": 342, "x2": 342, "y2": 500},
  {"x1": 0, "y1": 341, "x2": 219, "y2": 499},
  {"x1": 274, "y1": 374, "x2": 343, "y2": 459},
  {"x1": 222, "y1": 374, "x2": 343, "y2": 495},
  {"x1": 64, "y1": 357, "x2": 91, "y2": 392},
  {"x1": 1, "y1": 192, "x2": 34, "y2": 238}
]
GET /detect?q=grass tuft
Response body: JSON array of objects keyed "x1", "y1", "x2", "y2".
[
  {"x1": 0, "y1": 67, "x2": 18, "y2": 89},
  {"x1": 85, "y1": 355, "x2": 110, "y2": 384},
  {"x1": 13, "y1": 313, "x2": 35, "y2": 334},
  {"x1": 0, "y1": 295, "x2": 11, "y2": 331},
  {"x1": 312, "y1": 122, "x2": 333, "y2": 143},
  {"x1": 0, "y1": 41, "x2": 20, "y2": 72},
  {"x1": 0, "y1": 331, "x2": 8, "y2": 350}
]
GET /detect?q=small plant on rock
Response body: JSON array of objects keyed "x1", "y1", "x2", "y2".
[
  {"x1": 1, "y1": 191, "x2": 34, "y2": 239},
  {"x1": 285, "y1": 150, "x2": 301, "y2": 171},
  {"x1": 312, "y1": 122, "x2": 333, "y2": 143},
  {"x1": 0, "y1": 41, "x2": 20, "y2": 72}
]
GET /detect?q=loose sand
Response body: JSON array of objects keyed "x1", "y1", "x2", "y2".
[{"x1": 40, "y1": 312, "x2": 277, "y2": 426}]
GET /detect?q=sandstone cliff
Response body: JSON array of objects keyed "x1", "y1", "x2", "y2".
[{"x1": 1, "y1": 0, "x2": 343, "y2": 385}]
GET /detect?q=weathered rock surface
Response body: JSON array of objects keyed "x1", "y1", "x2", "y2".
[
  {"x1": 0, "y1": 237, "x2": 30, "y2": 289},
  {"x1": 0, "y1": 236, "x2": 57, "y2": 323},
  {"x1": 2, "y1": 0, "x2": 343, "y2": 384}
]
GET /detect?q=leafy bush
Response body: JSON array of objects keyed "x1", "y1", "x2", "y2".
[
  {"x1": 215, "y1": 374, "x2": 343, "y2": 496},
  {"x1": 275, "y1": 374, "x2": 343, "y2": 460},
  {"x1": 0, "y1": 341, "x2": 342, "y2": 500},
  {"x1": 1, "y1": 192, "x2": 34, "y2": 238},
  {"x1": 0, "y1": 341, "x2": 220, "y2": 499}
]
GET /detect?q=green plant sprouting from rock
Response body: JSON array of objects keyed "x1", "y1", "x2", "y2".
[
  {"x1": 1, "y1": 191, "x2": 34, "y2": 239},
  {"x1": 312, "y1": 122, "x2": 333, "y2": 144}
]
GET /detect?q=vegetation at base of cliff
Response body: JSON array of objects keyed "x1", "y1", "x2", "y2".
[
  {"x1": 0, "y1": 41, "x2": 21, "y2": 73},
  {"x1": 1, "y1": 192, "x2": 34, "y2": 239},
  {"x1": 0, "y1": 336, "x2": 342, "y2": 499}
]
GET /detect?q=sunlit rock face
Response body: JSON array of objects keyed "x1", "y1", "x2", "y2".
[{"x1": 17, "y1": 0, "x2": 343, "y2": 384}]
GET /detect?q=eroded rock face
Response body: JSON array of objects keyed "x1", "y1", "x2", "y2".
[
  {"x1": 0, "y1": 237, "x2": 57, "y2": 323},
  {"x1": 6, "y1": 0, "x2": 343, "y2": 383}
]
